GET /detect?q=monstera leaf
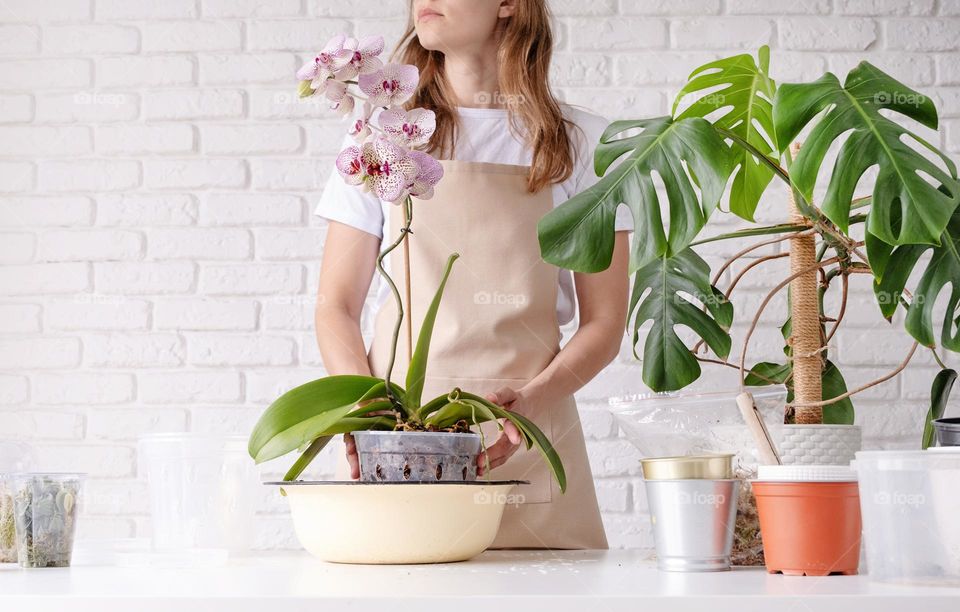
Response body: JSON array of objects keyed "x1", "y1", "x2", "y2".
[
  {"x1": 868, "y1": 201, "x2": 960, "y2": 350},
  {"x1": 538, "y1": 116, "x2": 733, "y2": 273},
  {"x1": 629, "y1": 248, "x2": 732, "y2": 391},
  {"x1": 774, "y1": 62, "x2": 960, "y2": 245},
  {"x1": 673, "y1": 46, "x2": 778, "y2": 221}
]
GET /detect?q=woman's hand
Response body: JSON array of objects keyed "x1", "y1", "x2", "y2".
[
  {"x1": 477, "y1": 385, "x2": 548, "y2": 475},
  {"x1": 344, "y1": 432, "x2": 360, "y2": 479}
]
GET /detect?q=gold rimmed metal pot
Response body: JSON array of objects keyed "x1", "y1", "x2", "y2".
[{"x1": 640, "y1": 454, "x2": 734, "y2": 480}]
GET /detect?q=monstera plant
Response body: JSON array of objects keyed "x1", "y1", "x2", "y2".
[{"x1": 539, "y1": 46, "x2": 960, "y2": 431}]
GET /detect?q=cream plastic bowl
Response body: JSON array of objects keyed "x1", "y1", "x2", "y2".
[{"x1": 270, "y1": 481, "x2": 524, "y2": 564}]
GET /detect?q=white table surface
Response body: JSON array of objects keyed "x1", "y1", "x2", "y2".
[{"x1": 1, "y1": 549, "x2": 958, "y2": 612}]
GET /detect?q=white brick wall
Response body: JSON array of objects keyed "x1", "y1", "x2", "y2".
[{"x1": 1, "y1": 0, "x2": 958, "y2": 550}]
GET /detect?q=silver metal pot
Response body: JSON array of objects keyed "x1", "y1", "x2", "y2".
[
  {"x1": 352, "y1": 431, "x2": 481, "y2": 483},
  {"x1": 644, "y1": 479, "x2": 740, "y2": 572},
  {"x1": 933, "y1": 418, "x2": 960, "y2": 447}
]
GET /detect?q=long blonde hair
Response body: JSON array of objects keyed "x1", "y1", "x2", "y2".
[{"x1": 392, "y1": 0, "x2": 576, "y2": 193}]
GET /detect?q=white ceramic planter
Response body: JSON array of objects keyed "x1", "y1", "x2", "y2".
[{"x1": 771, "y1": 424, "x2": 861, "y2": 465}]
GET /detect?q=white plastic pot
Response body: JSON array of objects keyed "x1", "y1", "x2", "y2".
[
  {"x1": 276, "y1": 481, "x2": 522, "y2": 564},
  {"x1": 855, "y1": 449, "x2": 960, "y2": 585}
]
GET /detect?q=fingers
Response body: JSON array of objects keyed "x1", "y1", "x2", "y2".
[
  {"x1": 503, "y1": 420, "x2": 523, "y2": 445},
  {"x1": 476, "y1": 432, "x2": 520, "y2": 476},
  {"x1": 485, "y1": 386, "x2": 518, "y2": 407},
  {"x1": 344, "y1": 433, "x2": 360, "y2": 480}
]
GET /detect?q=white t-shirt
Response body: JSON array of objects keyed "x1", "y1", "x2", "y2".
[{"x1": 314, "y1": 104, "x2": 632, "y2": 325}]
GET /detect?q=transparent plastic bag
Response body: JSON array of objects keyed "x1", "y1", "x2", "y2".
[{"x1": 609, "y1": 386, "x2": 787, "y2": 566}]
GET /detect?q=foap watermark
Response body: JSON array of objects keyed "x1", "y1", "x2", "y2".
[
  {"x1": 72, "y1": 293, "x2": 131, "y2": 306},
  {"x1": 474, "y1": 290, "x2": 527, "y2": 308},
  {"x1": 473, "y1": 490, "x2": 525, "y2": 506},
  {"x1": 473, "y1": 90, "x2": 526, "y2": 107},
  {"x1": 74, "y1": 91, "x2": 128, "y2": 107},
  {"x1": 873, "y1": 91, "x2": 927, "y2": 108},
  {"x1": 272, "y1": 91, "x2": 328, "y2": 108},
  {"x1": 669, "y1": 489, "x2": 726, "y2": 508},
  {"x1": 873, "y1": 490, "x2": 926, "y2": 509}
]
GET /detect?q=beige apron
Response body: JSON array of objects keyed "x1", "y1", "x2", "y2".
[{"x1": 348, "y1": 160, "x2": 607, "y2": 550}]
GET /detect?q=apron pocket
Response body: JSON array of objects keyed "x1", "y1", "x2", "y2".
[{"x1": 482, "y1": 407, "x2": 554, "y2": 505}]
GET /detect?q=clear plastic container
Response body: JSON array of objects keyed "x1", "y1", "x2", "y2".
[
  {"x1": 855, "y1": 449, "x2": 960, "y2": 585},
  {"x1": 11, "y1": 473, "x2": 84, "y2": 568},
  {"x1": 138, "y1": 434, "x2": 258, "y2": 558},
  {"x1": 0, "y1": 442, "x2": 37, "y2": 564}
]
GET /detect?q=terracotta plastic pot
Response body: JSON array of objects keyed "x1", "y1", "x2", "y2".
[{"x1": 753, "y1": 480, "x2": 861, "y2": 576}]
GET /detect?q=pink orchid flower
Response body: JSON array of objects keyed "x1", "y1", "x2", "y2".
[
  {"x1": 324, "y1": 80, "x2": 355, "y2": 115},
  {"x1": 379, "y1": 107, "x2": 436, "y2": 148},
  {"x1": 334, "y1": 36, "x2": 385, "y2": 81},
  {"x1": 335, "y1": 145, "x2": 365, "y2": 187},
  {"x1": 359, "y1": 64, "x2": 419, "y2": 108},
  {"x1": 338, "y1": 137, "x2": 417, "y2": 204},
  {"x1": 349, "y1": 102, "x2": 373, "y2": 142},
  {"x1": 296, "y1": 33, "x2": 352, "y2": 93},
  {"x1": 407, "y1": 151, "x2": 444, "y2": 199}
]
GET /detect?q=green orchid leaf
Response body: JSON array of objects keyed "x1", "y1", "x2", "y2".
[
  {"x1": 406, "y1": 253, "x2": 459, "y2": 410},
  {"x1": 923, "y1": 368, "x2": 956, "y2": 449},
  {"x1": 538, "y1": 116, "x2": 733, "y2": 274},
  {"x1": 283, "y1": 437, "x2": 332, "y2": 481},
  {"x1": 457, "y1": 392, "x2": 566, "y2": 492},
  {"x1": 674, "y1": 46, "x2": 778, "y2": 221},
  {"x1": 248, "y1": 375, "x2": 383, "y2": 463},
  {"x1": 629, "y1": 248, "x2": 732, "y2": 391},
  {"x1": 868, "y1": 203, "x2": 960, "y2": 349},
  {"x1": 282, "y1": 416, "x2": 397, "y2": 481},
  {"x1": 773, "y1": 62, "x2": 959, "y2": 245}
]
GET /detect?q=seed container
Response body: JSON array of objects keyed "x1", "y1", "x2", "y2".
[
  {"x1": 353, "y1": 431, "x2": 481, "y2": 482},
  {"x1": 0, "y1": 475, "x2": 16, "y2": 563},
  {"x1": 11, "y1": 473, "x2": 84, "y2": 568}
]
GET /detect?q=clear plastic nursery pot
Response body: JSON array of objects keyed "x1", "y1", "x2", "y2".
[
  {"x1": 0, "y1": 475, "x2": 17, "y2": 563},
  {"x1": 855, "y1": 449, "x2": 960, "y2": 585},
  {"x1": 353, "y1": 431, "x2": 482, "y2": 482},
  {"x1": 752, "y1": 465, "x2": 861, "y2": 576},
  {"x1": 138, "y1": 434, "x2": 258, "y2": 555},
  {"x1": 11, "y1": 473, "x2": 84, "y2": 568},
  {"x1": 0, "y1": 441, "x2": 36, "y2": 564}
]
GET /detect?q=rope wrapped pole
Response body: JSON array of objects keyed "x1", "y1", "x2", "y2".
[{"x1": 787, "y1": 142, "x2": 823, "y2": 424}]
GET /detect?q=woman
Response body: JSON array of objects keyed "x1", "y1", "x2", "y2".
[{"x1": 314, "y1": 0, "x2": 630, "y2": 549}]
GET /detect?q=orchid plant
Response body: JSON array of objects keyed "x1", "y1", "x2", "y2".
[{"x1": 247, "y1": 34, "x2": 566, "y2": 490}]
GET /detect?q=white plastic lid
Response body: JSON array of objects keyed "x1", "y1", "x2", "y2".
[{"x1": 757, "y1": 464, "x2": 857, "y2": 482}]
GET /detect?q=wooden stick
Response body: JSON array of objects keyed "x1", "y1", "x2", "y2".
[
  {"x1": 737, "y1": 391, "x2": 782, "y2": 465},
  {"x1": 402, "y1": 200, "x2": 413, "y2": 364}
]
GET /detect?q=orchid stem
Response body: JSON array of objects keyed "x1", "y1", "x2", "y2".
[{"x1": 376, "y1": 201, "x2": 414, "y2": 411}]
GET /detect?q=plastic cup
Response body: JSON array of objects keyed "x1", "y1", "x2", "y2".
[
  {"x1": 11, "y1": 473, "x2": 84, "y2": 568},
  {"x1": 138, "y1": 434, "x2": 257, "y2": 557},
  {"x1": 855, "y1": 450, "x2": 960, "y2": 585}
]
